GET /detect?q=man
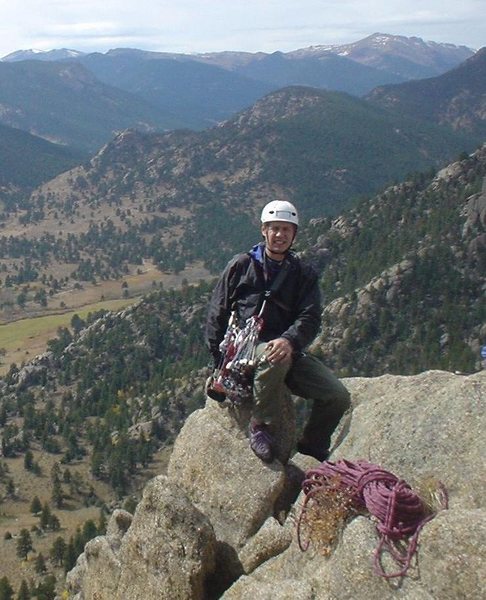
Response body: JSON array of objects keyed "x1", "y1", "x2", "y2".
[{"x1": 205, "y1": 200, "x2": 350, "y2": 463}]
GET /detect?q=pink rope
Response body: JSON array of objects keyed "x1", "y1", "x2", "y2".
[{"x1": 297, "y1": 459, "x2": 448, "y2": 578}]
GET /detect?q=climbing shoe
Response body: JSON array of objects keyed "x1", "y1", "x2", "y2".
[
  {"x1": 296, "y1": 441, "x2": 329, "y2": 463},
  {"x1": 249, "y1": 422, "x2": 274, "y2": 463}
]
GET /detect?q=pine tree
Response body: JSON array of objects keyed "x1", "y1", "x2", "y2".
[
  {"x1": 39, "y1": 503, "x2": 52, "y2": 530},
  {"x1": 49, "y1": 514, "x2": 61, "y2": 531},
  {"x1": 16, "y1": 579, "x2": 30, "y2": 600},
  {"x1": 35, "y1": 552, "x2": 47, "y2": 574},
  {"x1": 23, "y1": 450, "x2": 34, "y2": 471},
  {"x1": 30, "y1": 496, "x2": 42, "y2": 514},
  {"x1": 73, "y1": 527, "x2": 85, "y2": 556},
  {"x1": 16, "y1": 529, "x2": 33, "y2": 560},
  {"x1": 0, "y1": 576, "x2": 14, "y2": 600},
  {"x1": 6, "y1": 478, "x2": 15, "y2": 496},
  {"x1": 63, "y1": 539, "x2": 77, "y2": 573},
  {"x1": 52, "y1": 478, "x2": 63, "y2": 509},
  {"x1": 82, "y1": 519, "x2": 98, "y2": 542},
  {"x1": 50, "y1": 537, "x2": 66, "y2": 567}
]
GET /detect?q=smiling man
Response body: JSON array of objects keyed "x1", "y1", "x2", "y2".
[{"x1": 205, "y1": 200, "x2": 350, "y2": 463}]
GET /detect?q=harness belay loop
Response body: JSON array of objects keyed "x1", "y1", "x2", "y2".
[{"x1": 213, "y1": 309, "x2": 265, "y2": 403}]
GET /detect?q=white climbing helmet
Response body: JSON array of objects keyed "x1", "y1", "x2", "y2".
[{"x1": 260, "y1": 200, "x2": 299, "y2": 227}]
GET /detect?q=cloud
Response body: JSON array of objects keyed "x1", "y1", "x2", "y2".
[{"x1": 0, "y1": 0, "x2": 484, "y2": 56}]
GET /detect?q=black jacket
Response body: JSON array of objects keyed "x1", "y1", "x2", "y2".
[{"x1": 205, "y1": 244, "x2": 322, "y2": 363}]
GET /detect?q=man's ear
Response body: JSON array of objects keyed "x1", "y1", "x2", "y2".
[{"x1": 261, "y1": 223, "x2": 268, "y2": 238}]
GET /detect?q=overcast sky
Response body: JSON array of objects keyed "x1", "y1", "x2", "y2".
[{"x1": 0, "y1": 0, "x2": 484, "y2": 58}]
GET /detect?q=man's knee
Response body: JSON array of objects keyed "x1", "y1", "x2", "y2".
[
  {"x1": 336, "y1": 382, "x2": 351, "y2": 410},
  {"x1": 255, "y1": 356, "x2": 291, "y2": 383},
  {"x1": 337, "y1": 385, "x2": 351, "y2": 411}
]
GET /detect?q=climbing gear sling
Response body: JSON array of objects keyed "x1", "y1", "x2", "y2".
[{"x1": 209, "y1": 257, "x2": 290, "y2": 403}]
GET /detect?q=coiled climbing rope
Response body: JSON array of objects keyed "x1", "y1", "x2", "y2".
[{"x1": 297, "y1": 459, "x2": 448, "y2": 578}]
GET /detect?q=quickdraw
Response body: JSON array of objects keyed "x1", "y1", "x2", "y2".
[{"x1": 211, "y1": 309, "x2": 265, "y2": 403}]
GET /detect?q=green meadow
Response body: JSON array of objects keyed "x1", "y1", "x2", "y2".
[{"x1": 0, "y1": 297, "x2": 139, "y2": 371}]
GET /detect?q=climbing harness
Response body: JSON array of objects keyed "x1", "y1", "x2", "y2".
[{"x1": 297, "y1": 459, "x2": 448, "y2": 578}]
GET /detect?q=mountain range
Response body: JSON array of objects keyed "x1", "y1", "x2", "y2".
[
  {"x1": 0, "y1": 33, "x2": 478, "y2": 153},
  {"x1": 0, "y1": 83, "x2": 476, "y2": 310},
  {"x1": 368, "y1": 47, "x2": 486, "y2": 137},
  {"x1": 286, "y1": 32, "x2": 475, "y2": 79},
  {"x1": 3, "y1": 32, "x2": 474, "y2": 81},
  {"x1": 0, "y1": 60, "x2": 180, "y2": 152},
  {"x1": 0, "y1": 36, "x2": 483, "y2": 309}
]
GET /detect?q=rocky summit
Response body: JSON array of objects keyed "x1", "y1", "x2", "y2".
[{"x1": 66, "y1": 368, "x2": 485, "y2": 599}]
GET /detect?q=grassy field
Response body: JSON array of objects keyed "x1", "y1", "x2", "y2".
[
  {"x1": 0, "y1": 260, "x2": 211, "y2": 374},
  {"x1": 0, "y1": 297, "x2": 139, "y2": 375}
]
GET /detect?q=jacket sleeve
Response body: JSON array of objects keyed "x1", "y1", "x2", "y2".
[
  {"x1": 280, "y1": 265, "x2": 322, "y2": 353},
  {"x1": 205, "y1": 256, "x2": 242, "y2": 365}
]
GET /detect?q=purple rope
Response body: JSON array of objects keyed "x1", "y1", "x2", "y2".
[{"x1": 297, "y1": 459, "x2": 448, "y2": 578}]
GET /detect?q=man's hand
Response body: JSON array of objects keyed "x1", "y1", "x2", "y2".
[{"x1": 265, "y1": 337, "x2": 293, "y2": 364}]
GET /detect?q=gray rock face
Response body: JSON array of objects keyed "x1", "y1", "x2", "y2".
[
  {"x1": 225, "y1": 370, "x2": 486, "y2": 599},
  {"x1": 238, "y1": 517, "x2": 292, "y2": 575},
  {"x1": 334, "y1": 370, "x2": 485, "y2": 509},
  {"x1": 66, "y1": 476, "x2": 217, "y2": 600},
  {"x1": 67, "y1": 369, "x2": 486, "y2": 600},
  {"x1": 167, "y1": 398, "x2": 294, "y2": 549},
  {"x1": 166, "y1": 396, "x2": 298, "y2": 591}
]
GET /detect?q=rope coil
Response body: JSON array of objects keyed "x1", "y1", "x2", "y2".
[{"x1": 297, "y1": 459, "x2": 448, "y2": 578}]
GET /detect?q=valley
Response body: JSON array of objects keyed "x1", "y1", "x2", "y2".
[
  {"x1": 0, "y1": 260, "x2": 210, "y2": 374},
  {"x1": 0, "y1": 32, "x2": 484, "y2": 598}
]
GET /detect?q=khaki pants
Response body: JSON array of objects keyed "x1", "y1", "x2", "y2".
[{"x1": 253, "y1": 343, "x2": 350, "y2": 450}]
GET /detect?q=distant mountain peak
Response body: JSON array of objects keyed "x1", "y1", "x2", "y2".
[
  {"x1": 1, "y1": 48, "x2": 86, "y2": 62},
  {"x1": 290, "y1": 33, "x2": 475, "y2": 56},
  {"x1": 286, "y1": 33, "x2": 475, "y2": 79}
]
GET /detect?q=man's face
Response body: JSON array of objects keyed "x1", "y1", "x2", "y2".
[{"x1": 261, "y1": 221, "x2": 297, "y2": 259}]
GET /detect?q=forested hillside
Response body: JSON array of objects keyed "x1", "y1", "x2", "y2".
[
  {"x1": 0, "y1": 86, "x2": 476, "y2": 317},
  {"x1": 0, "y1": 282, "x2": 210, "y2": 494},
  {"x1": 2, "y1": 146, "x2": 484, "y2": 498},
  {"x1": 0, "y1": 281, "x2": 211, "y2": 593},
  {"x1": 0, "y1": 123, "x2": 84, "y2": 191},
  {"x1": 300, "y1": 145, "x2": 486, "y2": 375},
  {"x1": 367, "y1": 47, "x2": 486, "y2": 138}
]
